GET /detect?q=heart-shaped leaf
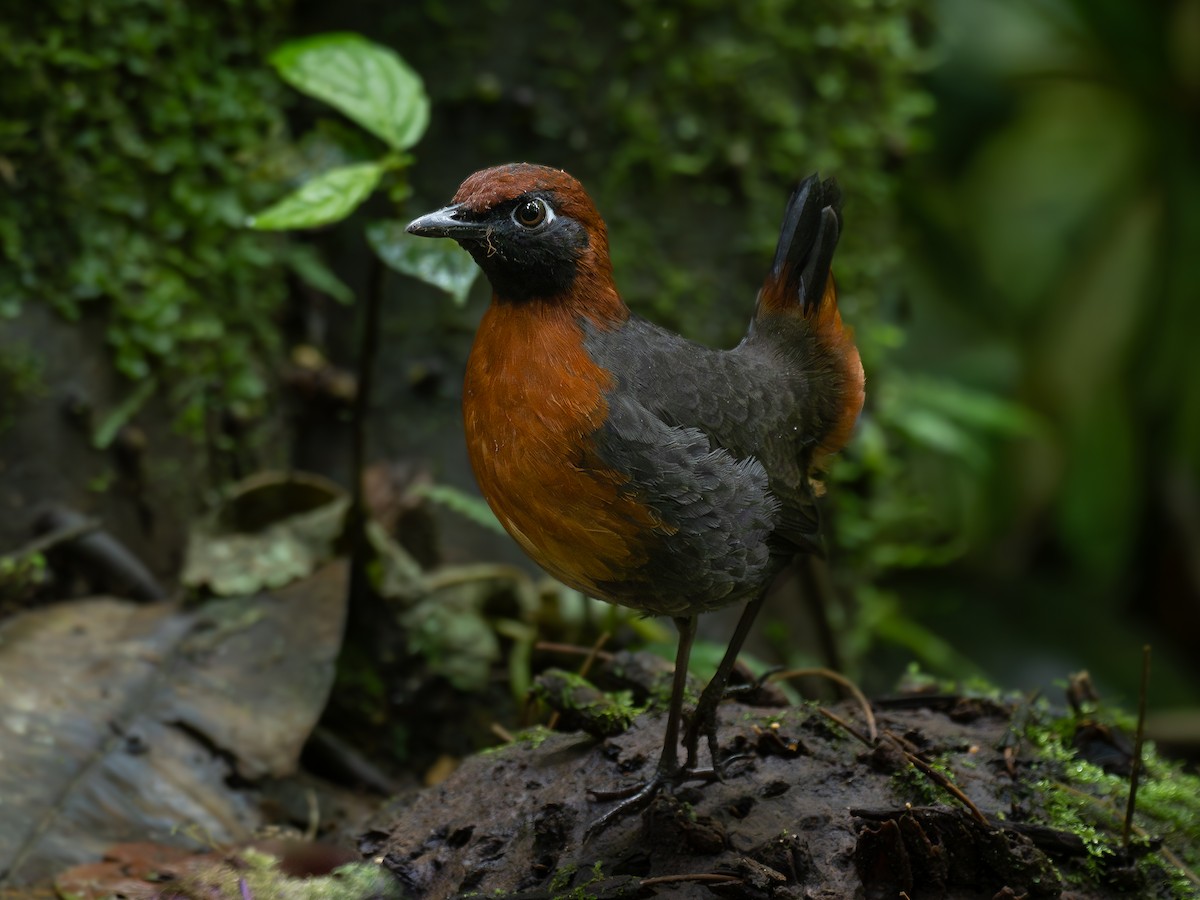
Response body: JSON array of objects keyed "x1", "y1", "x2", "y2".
[
  {"x1": 270, "y1": 33, "x2": 429, "y2": 152},
  {"x1": 366, "y1": 220, "x2": 480, "y2": 304}
]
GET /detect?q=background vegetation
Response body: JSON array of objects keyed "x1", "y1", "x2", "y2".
[
  {"x1": 0, "y1": 0, "x2": 304, "y2": 436},
  {"x1": 2, "y1": 0, "x2": 1197, "y2": 721},
  {"x1": 893, "y1": 0, "x2": 1200, "y2": 708}
]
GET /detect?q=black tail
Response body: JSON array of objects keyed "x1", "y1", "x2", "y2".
[{"x1": 762, "y1": 175, "x2": 843, "y2": 317}]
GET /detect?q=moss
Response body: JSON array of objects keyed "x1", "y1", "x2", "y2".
[
  {"x1": 1022, "y1": 705, "x2": 1200, "y2": 896},
  {"x1": 564, "y1": 861, "x2": 615, "y2": 900},
  {"x1": 531, "y1": 670, "x2": 640, "y2": 738},
  {"x1": 0, "y1": 551, "x2": 48, "y2": 612},
  {"x1": 890, "y1": 757, "x2": 960, "y2": 807},
  {"x1": 481, "y1": 725, "x2": 558, "y2": 758},
  {"x1": 873, "y1": 681, "x2": 1197, "y2": 896},
  {"x1": 0, "y1": 0, "x2": 302, "y2": 435},
  {"x1": 518, "y1": 725, "x2": 555, "y2": 750},
  {"x1": 547, "y1": 863, "x2": 579, "y2": 894},
  {"x1": 163, "y1": 849, "x2": 402, "y2": 900}
]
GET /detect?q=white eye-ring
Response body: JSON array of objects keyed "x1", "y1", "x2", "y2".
[{"x1": 512, "y1": 197, "x2": 555, "y2": 229}]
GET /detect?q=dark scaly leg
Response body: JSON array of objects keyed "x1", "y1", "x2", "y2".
[
  {"x1": 683, "y1": 591, "x2": 768, "y2": 770},
  {"x1": 585, "y1": 614, "x2": 697, "y2": 836},
  {"x1": 657, "y1": 614, "x2": 696, "y2": 775}
]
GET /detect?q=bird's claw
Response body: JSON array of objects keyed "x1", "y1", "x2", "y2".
[
  {"x1": 584, "y1": 775, "x2": 665, "y2": 839},
  {"x1": 725, "y1": 664, "x2": 785, "y2": 699},
  {"x1": 584, "y1": 765, "x2": 720, "y2": 840},
  {"x1": 685, "y1": 664, "x2": 787, "y2": 769}
]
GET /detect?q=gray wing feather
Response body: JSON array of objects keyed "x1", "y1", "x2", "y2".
[
  {"x1": 589, "y1": 391, "x2": 780, "y2": 613},
  {"x1": 584, "y1": 317, "x2": 822, "y2": 551}
]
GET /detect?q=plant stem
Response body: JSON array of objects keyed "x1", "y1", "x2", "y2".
[
  {"x1": 1123, "y1": 644, "x2": 1151, "y2": 847},
  {"x1": 346, "y1": 253, "x2": 386, "y2": 622}
]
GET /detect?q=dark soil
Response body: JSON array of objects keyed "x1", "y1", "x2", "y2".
[{"x1": 361, "y1": 687, "x2": 1169, "y2": 899}]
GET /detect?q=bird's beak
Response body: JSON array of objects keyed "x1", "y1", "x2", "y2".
[{"x1": 406, "y1": 203, "x2": 486, "y2": 240}]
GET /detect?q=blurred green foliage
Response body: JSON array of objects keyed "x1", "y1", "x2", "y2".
[
  {"x1": 0, "y1": 348, "x2": 44, "y2": 434},
  {"x1": 0, "y1": 551, "x2": 48, "y2": 613},
  {"x1": 249, "y1": 32, "x2": 479, "y2": 298},
  {"x1": 529, "y1": 0, "x2": 931, "y2": 334},
  {"x1": 893, "y1": 0, "x2": 1200, "y2": 698},
  {"x1": 909, "y1": 0, "x2": 1200, "y2": 552},
  {"x1": 0, "y1": 0, "x2": 303, "y2": 433}
]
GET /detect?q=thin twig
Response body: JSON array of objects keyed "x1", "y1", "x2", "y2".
[
  {"x1": 304, "y1": 787, "x2": 320, "y2": 841},
  {"x1": 346, "y1": 254, "x2": 386, "y2": 621},
  {"x1": 817, "y1": 706, "x2": 873, "y2": 747},
  {"x1": 770, "y1": 666, "x2": 877, "y2": 742},
  {"x1": 1123, "y1": 644, "x2": 1151, "y2": 847},
  {"x1": 796, "y1": 554, "x2": 843, "y2": 671},
  {"x1": 640, "y1": 873, "x2": 742, "y2": 887},
  {"x1": 15, "y1": 507, "x2": 164, "y2": 601},
  {"x1": 886, "y1": 729, "x2": 990, "y2": 828},
  {"x1": 577, "y1": 631, "x2": 611, "y2": 681},
  {"x1": 306, "y1": 726, "x2": 399, "y2": 795},
  {"x1": 534, "y1": 641, "x2": 616, "y2": 663},
  {"x1": 902, "y1": 750, "x2": 989, "y2": 828}
]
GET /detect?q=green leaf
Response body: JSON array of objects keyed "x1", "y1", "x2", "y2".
[
  {"x1": 269, "y1": 33, "x2": 429, "y2": 152},
  {"x1": 413, "y1": 483, "x2": 503, "y2": 534},
  {"x1": 366, "y1": 220, "x2": 480, "y2": 304},
  {"x1": 283, "y1": 244, "x2": 354, "y2": 304},
  {"x1": 896, "y1": 376, "x2": 1041, "y2": 437},
  {"x1": 249, "y1": 162, "x2": 382, "y2": 231},
  {"x1": 891, "y1": 407, "x2": 985, "y2": 467},
  {"x1": 93, "y1": 378, "x2": 157, "y2": 450}
]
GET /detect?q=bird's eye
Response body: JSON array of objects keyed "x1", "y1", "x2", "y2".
[{"x1": 513, "y1": 198, "x2": 550, "y2": 229}]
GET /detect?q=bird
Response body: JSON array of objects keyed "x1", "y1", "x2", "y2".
[{"x1": 407, "y1": 163, "x2": 864, "y2": 829}]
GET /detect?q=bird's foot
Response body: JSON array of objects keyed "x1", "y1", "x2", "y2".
[
  {"x1": 682, "y1": 708, "x2": 760, "y2": 779},
  {"x1": 683, "y1": 694, "x2": 722, "y2": 772},
  {"x1": 584, "y1": 765, "x2": 719, "y2": 839},
  {"x1": 684, "y1": 664, "x2": 786, "y2": 771},
  {"x1": 722, "y1": 664, "x2": 785, "y2": 701}
]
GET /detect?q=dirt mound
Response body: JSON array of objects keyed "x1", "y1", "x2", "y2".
[{"x1": 362, "y1": 693, "x2": 1162, "y2": 899}]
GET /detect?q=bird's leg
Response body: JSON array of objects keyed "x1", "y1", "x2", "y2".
[
  {"x1": 684, "y1": 591, "x2": 768, "y2": 771},
  {"x1": 657, "y1": 614, "x2": 696, "y2": 775},
  {"x1": 585, "y1": 614, "x2": 697, "y2": 836}
]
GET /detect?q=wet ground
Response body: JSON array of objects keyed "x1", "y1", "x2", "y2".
[{"x1": 363, "y1": 690, "x2": 1171, "y2": 899}]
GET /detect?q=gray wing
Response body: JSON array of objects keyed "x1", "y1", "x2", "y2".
[
  {"x1": 583, "y1": 316, "x2": 822, "y2": 554},
  {"x1": 588, "y1": 391, "x2": 780, "y2": 614}
]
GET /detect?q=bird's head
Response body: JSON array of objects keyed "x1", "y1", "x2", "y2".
[{"x1": 407, "y1": 164, "x2": 621, "y2": 313}]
